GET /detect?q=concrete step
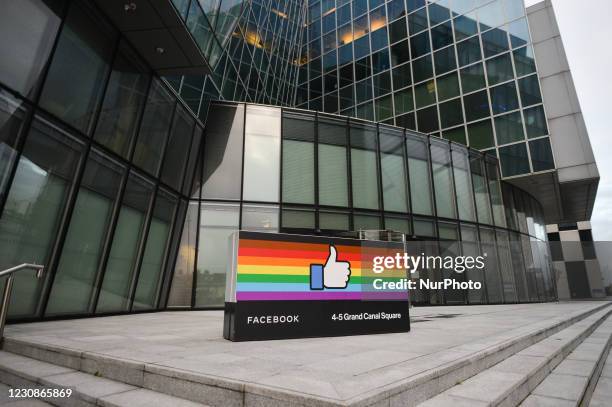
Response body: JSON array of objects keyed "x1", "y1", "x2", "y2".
[
  {"x1": 0, "y1": 351, "x2": 208, "y2": 407},
  {"x1": 1, "y1": 302, "x2": 610, "y2": 407},
  {"x1": 521, "y1": 315, "x2": 612, "y2": 406},
  {"x1": 589, "y1": 349, "x2": 612, "y2": 406},
  {"x1": 418, "y1": 307, "x2": 612, "y2": 407}
]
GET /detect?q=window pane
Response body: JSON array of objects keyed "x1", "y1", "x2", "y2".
[
  {"x1": 195, "y1": 203, "x2": 239, "y2": 307},
  {"x1": 0, "y1": 0, "x2": 63, "y2": 99},
  {"x1": 508, "y1": 18, "x2": 529, "y2": 48},
  {"x1": 39, "y1": 1, "x2": 116, "y2": 133},
  {"x1": 375, "y1": 95, "x2": 393, "y2": 120},
  {"x1": 495, "y1": 112, "x2": 524, "y2": 145},
  {"x1": 456, "y1": 36, "x2": 481, "y2": 67},
  {"x1": 518, "y1": 74, "x2": 542, "y2": 107},
  {"x1": 167, "y1": 201, "x2": 198, "y2": 308},
  {"x1": 319, "y1": 118, "x2": 349, "y2": 206},
  {"x1": 434, "y1": 46, "x2": 456, "y2": 75},
  {"x1": 415, "y1": 80, "x2": 436, "y2": 108},
  {"x1": 467, "y1": 119, "x2": 494, "y2": 149},
  {"x1": 417, "y1": 106, "x2": 439, "y2": 133},
  {"x1": 486, "y1": 53, "x2": 513, "y2": 86},
  {"x1": 460, "y1": 63, "x2": 486, "y2": 93},
  {"x1": 0, "y1": 117, "x2": 83, "y2": 317},
  {"x1": 319, "y1": 211, "x2": 349, "y2": 230},
  {"x1": 443, "y1": 126, "x2": 466, "y2": 144},
  {"x1": 452, "y1": 147, "x2": 476, "y2": 221},
  {"x1": 471, "y1": 155, "x2": 492, "y2": 224},
  {"x1": 161, "y1": 105, "x2": 194, "y2": 190},
  {"x1": 97, "y1": 173, "x2": 153, "y2": 313},
  {"x1": 529, "y1": 138, "x2": 555, "y2": 172},
  {"x1": 463, "y1": 90, "x2": 490, "y2": 122},
  {"x1": 412, "y1": 55, "x2": 433, "y2": 83},
  {"x1": 380, "y1": 131, "x2": 408, "y2": 212},
  {"x1": 282, "y1": 208, "x2": 316, "y2": 229},
  {"x1": 454, "y1": 14, "x2": 478, "y2": 41},
  {"x1": 202, "y1": 104, "x2": 244, "y2": 199},
  {"x1": 431, "y1": 141, "x2": 456, "y2": 218},
  {"x1": 182, "y1": 127, "x2": 202, "y2": 196},
  {"x1": 385, "y1": 216, "x2": 411, "y2": 234},
  {"x1": 394, "y1": 88, "x2": 414, "y2": 115},
  {"x1": 133, "y1": 190, "x2": 177, "y2": 310},
  {"x1": 481, "y1": 27, "x2": 509, "y2": 58},
  {"x1": 242, "y1": 204, "x2": 279, "y2": 233},
  {"x1": 406, "y1": 136, "x2": 433, "y2": 215},
  {"x1": 431, "y1": 21, "x2": 453, "y2": 50},
  {"x1": 283, "y1": 139, "x2": 315, "y2": 204},
  {"x1": 523, "y1": 105, "x2": 548, "y2": 138},
  {"x1": 47, "y1": 152, "x2": 124, "y2": 315},
  {"x1": 133, "y1": 80, "x2": 174, "y2": 176},
  {"x1": 490, "y1": 81, "x2": 519, "y2": 114},
  {"x1": 351, "y1": 124, "x2": 379, "y2": 209},
  {"x1": 390, "y1": 40, "x2": 410, "y2": 66},
  {"x1": 243, "y1": 105, "x2": 281, "y2": 202},
  {"x1": 436, "y1": 72, "x2": 460, "y2": 101},
  {"x1": 480, "y1": 227, "x2": 503, "y2": 302},
  {"x1": 0, "y1": 91, "x2": 28, "y2": 202},
  {"x1": 389, "y1": 18, "x2": 408, "y2": 43},
  {"x1": 487, "y1": 160, "x2": 506, "y2": 227},
  {"x1": 393, "y1": 63, "x2": 412, "y2": 89},
  {"x1": 499, "y1": 142, "x2": 530, "y2": 176},
  {"x1": 94, "y1": 41, "x2": 149, "y2": 158},
  {"x1": 513, "y1": 45, "x2": 536, "y2": 77},
  {"x1": 439, "y1": 98, "x2": 463, "y2": 128}
]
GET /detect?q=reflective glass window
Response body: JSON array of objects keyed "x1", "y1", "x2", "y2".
[
  {"x1": 133, "y1": 80, "x2": 174, "y2": 176},
  {"x1": 319, "y1": 118, "x2": 349, "y2": 206},
  {"x1": 351, "y1": 124, "x2": 379, "y2": 209},
  {"x1": 486, "y1": 160, "x2": 506, "y2": 227},
  {"x1": 529, "y1": 138, "x2": 555, "y2": 172},
  {"x1": 319, "y1": 211, "x2": 350, "y2": 231},
  {"x1": 499, "y1": 142, "x2": 530, "y2": 176},
  {"x1": 443, "y1": 126, "x2": 466, "y2": 144},
  {"x1": 508, "y1": 18, "x2": 529, "y2": 48},
  {"x1": 133, "y1": 190, "x2": 177, "y2": 310},
  {"x1": 490, "y1": 81, "x2": 519, "y2": 114},
  {"x1": 457, "y1": 36, "x2": 482, "y2": 67},
  {"x1": 0, "y1": 117, "x2": 83, "y2": 317},
  {"x1": 415, "y1": 81, "x2": 436, "y2": 108},
  {"x1": 460, "y1": 63, "x2": 486, "y2": 93},
  {"x1": 0, "y1": 0, "x2": 63, "y2": 99},
  {"x1": 167, "y1": 201, "x2": 198, "y2": 308},
  {"x1": 413, "y1": 55, "x2": 434, "y2": 83},
  {"x1": 467, "y1": 119, "x2": 494, "y2": 149},
  {"x1": 394, "y1": 88, "x2": 414, "y2": 115},
  {"x1": 47, "y1": 152, "x2": 124, "y2": 315},
  {"x1": 518, "y1": 74, "x2": 542, "y2": 107},
  {"x1": 470, "y1": 155, "x2": 492, "y2": 224},
  {"x1": 486, "y1": 53, "x2": 514, "y2": 86},
  {"x1": 410, "y1": 31, "x2": 430, "y2": 58},
  {"x1": 523, "y1": 105, "x2": 548, "y2": 138},
  {"x1": 408, "y1": 8, "x2": 428, "y2": 35},
  {"x1": 202, "y1": 103, "x2": 244, "y2": 199},
  {"x1": 393, "y1": 63, "x2": 412, "y2": 89},
  {"x1": 282, "y1": 208, "x2": 316, "y2": 229},
  {"x1": 439, "y1": 98, "x2": 463, "y2": 129},
  {"x1": 389, "y1": 18, "x2": 408, "y2": 43},
  {"x1": 463, "y1": 90, "x2": 490, "y2": 122},
  {"x1": 161, "y1": 105, "x2": 195, "y2": 191},
  {"x1": 243, "y1": 106, "x2": 281, "y2": 202},
  {"x1": 434, "y1": 46, "x2": 456, "y2": 75},
  {"x1": 380, "y1": 130, "x2": 408, "y2": 212},
  {"x1": 282, "y1": 113, "x2": 315, "y2": 204},
  {"x1": 495, "y1": 111, "x2": 524, "y2": 145},
  {"x1": 406, "y1": 135, "x2": 433, "y2": 215},
  {"x1": 430, "y1": 141, "x2": 456, "y2": 219},
  {"x1": 478, "y1": 0, "x2": 505, "y2": 30},
  {"x1": 39, "y1": 1, "x2": 116, "y2": 134},
  {"x1": 453, "y1": 14, "x2": 478, "y2": 41},
  {"x1": 513, "y1": 45, "x2": 536, "y2": 77},
  {"x1": 436, "y1": 72, "x2": 460, "y2": 101},
  {"x1": 242, "y1": 204, "x2": 279, "y2": 233},
  {"x1": 194, "y1": 202, "x2": 239, "y2": 307},
  {"x1": 417, "y1": 106, "x2": 439, "y2": 133},
  {"x1": 452, "y1": 147, "x2": 475, "y2": 221},
  {"x1": 94, "y1": 41, "x2": 149, "y2": 158},
  {"x1": 0, "y1": 91, "x2": 28, "y2": 202},
  {"x1": 431, "y1": 21, "x2": 453, "y2": 50},
  {"x1": 391, "y1": 41, "x2": 410, "y2": 66},
  {"x1": 97, "y1": 172, "x2": 153, "y2": 313}
]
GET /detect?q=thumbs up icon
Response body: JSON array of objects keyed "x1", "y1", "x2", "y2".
[{"x1": 310, "y1": 245, "x2": 352, "y2": 290}]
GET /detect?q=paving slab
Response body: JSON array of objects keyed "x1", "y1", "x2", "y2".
[{"x1": 3, "y1": 301, "x2": 610, "y2": 406}]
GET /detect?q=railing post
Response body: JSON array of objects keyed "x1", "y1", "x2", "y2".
[{"x1": 0, "y1": 274, "x2": 15, "y2": 343}]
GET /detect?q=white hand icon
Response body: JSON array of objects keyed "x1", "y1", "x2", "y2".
[{"x1": 323, "y1": 245, "x2": 351, "y2": 288}]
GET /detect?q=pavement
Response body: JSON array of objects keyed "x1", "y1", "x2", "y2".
[{"x1": 2, "y1": 301, "x2": 610, "y2": 406}]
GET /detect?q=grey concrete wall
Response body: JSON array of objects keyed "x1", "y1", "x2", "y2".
[{"x1": 526, "y1": 1, "x2": 599, "y2": 184}]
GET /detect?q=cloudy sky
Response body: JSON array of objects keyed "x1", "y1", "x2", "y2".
[{"x1": 524, "y1": 0, "x2": 612, "y2": 241}]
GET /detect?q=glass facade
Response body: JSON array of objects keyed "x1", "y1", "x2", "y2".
[
  {"x1": 0, "y1": 0, "x2": 559, "y2": 321},
  {"x1": 297, "y1": 0, "x2": 554, "y2": 178}
]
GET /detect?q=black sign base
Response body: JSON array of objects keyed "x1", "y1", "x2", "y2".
[{"x1": 224, "y1": 300, "x2": 410, "y2": 341}]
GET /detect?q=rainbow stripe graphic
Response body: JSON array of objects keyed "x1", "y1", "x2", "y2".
[{"x1": 234, "y1": 232, "x2": 408, "y2": 301}]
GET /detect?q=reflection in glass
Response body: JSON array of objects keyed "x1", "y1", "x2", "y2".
[
  {"x1": 406, "y1": 135, "x2": 433, "y2": 215},
  {"x1": 0, "y1": 117, "x2": 83, "y2": 317},
  {"x1": 47, "y1": 152, "x2": 124, "y2": 315}
]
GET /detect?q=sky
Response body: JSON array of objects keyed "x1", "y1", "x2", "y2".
[{"x1": 523, "y1": 0, "x2": 612, "y2": 241}]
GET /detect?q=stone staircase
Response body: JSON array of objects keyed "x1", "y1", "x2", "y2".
[
  {"x1": 419, "y1": 305, "x2": 612, "y2": 406},
  {"x1": 0, "y1": 302, "x2": 610, "y2": 407}
]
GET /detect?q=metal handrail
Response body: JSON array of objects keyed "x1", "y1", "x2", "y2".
[{"x1": 0, "y1": 263, "x2": 45, "y2": 342}]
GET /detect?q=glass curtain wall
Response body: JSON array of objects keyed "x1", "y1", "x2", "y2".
[{"x1": 0, "y1": 0, "x2": 202, "y2": 321}]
